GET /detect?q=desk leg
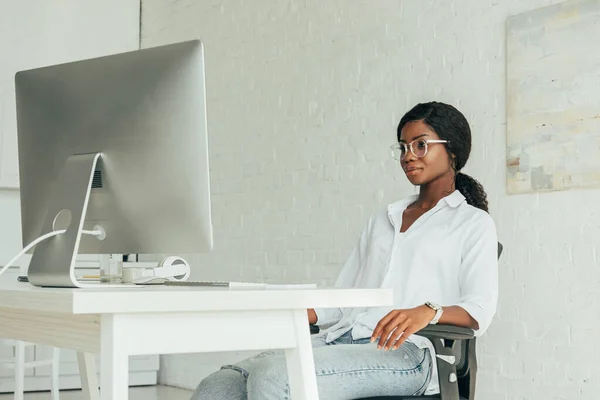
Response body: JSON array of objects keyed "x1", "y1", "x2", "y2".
[
  {"x1": 100, "y1": 315, "x2": 129, "y2": 400},
  {"x1": 14, "y1": 341, "x2": 25, "y2": 400},
  {"x1": 285, "y1": 309, "x2": 319, "y2": 400},
  {"x1": 77, "y1": 352, "x2": 100, "y2": 400}
]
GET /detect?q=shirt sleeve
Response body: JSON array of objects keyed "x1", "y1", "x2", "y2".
[
  {"x1": 455, "y1": 211, "x2": 499, "y2": 336},
  {"x1": 313, "y1": 216, "x2": 373, "y2": 327}
]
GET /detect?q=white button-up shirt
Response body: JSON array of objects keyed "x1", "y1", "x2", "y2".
[{"x1": 314, "y1": 190, "x2": 498, "y2": 394}]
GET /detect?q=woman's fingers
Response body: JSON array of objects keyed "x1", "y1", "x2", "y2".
[
  {"x1": 392, "y1": 326, "x2": 418, "y2": 350},
  {"x1": 384, "y1": 322, "x2": 410, "y2": 351},
  {"x1": 372, "y1": 306, "x2": 433, "y2": 351},
  {"x1": 377, "y1": 313, "x2": 407, "y2": 350},
  {"x1": 371, "y1": 310, "x2": 398, "y2": 343}
]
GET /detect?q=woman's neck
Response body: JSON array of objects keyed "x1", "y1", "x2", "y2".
[{"x1": 414, "y1": 172, "x2": 455, "y2": 209}]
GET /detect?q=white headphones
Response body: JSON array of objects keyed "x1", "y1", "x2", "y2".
[
  {"x1": 154, "y1": 256, "x2": 191, "y2": 281},
  {"x1": 123, "y1": 256, "x2": 191, "y2": 284}
]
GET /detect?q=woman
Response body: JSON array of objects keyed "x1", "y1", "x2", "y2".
[{"x1": 193, "y1": 101, "x2": 498, "y2": 399}]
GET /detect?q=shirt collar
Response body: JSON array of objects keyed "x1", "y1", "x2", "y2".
[
  {"x1": 444, "y1": 190, "x2": 466, "y2": 208},
  {"x1": 387, "y1": 190, "x2": 466, "y2": 226}
]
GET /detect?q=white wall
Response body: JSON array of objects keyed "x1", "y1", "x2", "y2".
[
  {"x1": 141, "y1": 0, "x2": 600, "y2": 398},
  {"x1": 0, "y1": 191, "x2": 23, "y2": 263},
  {"x1": 0, "y1": 0, "x2": 140, "y2": 264}
]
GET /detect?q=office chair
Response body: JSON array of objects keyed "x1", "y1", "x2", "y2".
[{"x1": 310, "y1": 242, "x2": 504, "y2": 400}]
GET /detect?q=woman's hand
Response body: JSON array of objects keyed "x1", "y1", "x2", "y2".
[{"x1": 370, "y1": 305, "x2": 436, "y2": 351}]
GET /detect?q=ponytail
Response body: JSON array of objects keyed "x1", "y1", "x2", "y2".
[{"x1": 455, "y1": 172, "x2": 488, "y2": 213}]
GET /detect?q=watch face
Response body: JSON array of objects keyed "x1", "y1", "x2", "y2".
[{"x1": 427, "y1": 301, "x2": 440, "y2": 311}]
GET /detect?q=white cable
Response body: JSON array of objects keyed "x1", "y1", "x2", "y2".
[{"x1": 0, "y1": 229, "x2": 104, "y2": 278}]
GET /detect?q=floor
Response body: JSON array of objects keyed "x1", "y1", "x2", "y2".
[{"x1": 0, "y1": 385, "x2": 193, "y2": 400}]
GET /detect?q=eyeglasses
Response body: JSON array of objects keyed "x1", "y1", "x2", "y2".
[{"x1": 389, "y1": 139, "x2": 449, "y2": 161}]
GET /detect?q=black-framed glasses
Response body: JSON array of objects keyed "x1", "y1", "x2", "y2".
[{"x1": 389, "y1": 139, "x2": 449, "y2": 161}]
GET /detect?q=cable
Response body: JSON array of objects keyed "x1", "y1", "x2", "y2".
[{"x1": 0, "y1": 229, "x2": 104, "y2": 279}]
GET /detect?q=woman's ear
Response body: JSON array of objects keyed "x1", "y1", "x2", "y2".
[{"x1": 447, "y1": 153, "x2": 457, "y2": 170}]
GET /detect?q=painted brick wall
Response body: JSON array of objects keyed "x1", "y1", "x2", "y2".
[{"x1": 141, "y1": 1, "x2": 600, "y2": 398}]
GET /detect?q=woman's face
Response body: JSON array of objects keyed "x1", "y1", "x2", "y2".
[{"x1": 399, "y1": 120, "x2": 453, "y2": 186}]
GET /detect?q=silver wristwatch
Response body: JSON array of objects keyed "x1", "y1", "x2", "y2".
[{"x1": 425, "y1": 301, "x2": 443, "y2": 325}]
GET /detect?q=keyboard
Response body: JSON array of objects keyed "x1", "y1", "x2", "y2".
[{"x1": 163, "y1": 280, "x2": 266, "y2": 288}]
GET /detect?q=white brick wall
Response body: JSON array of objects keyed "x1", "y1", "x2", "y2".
[
  {"x1": 141, "y1": 0, "x2": 600, "y2": 398},
  {"x1": 0, "y1": 0, "x2": 140, "y2": 263}
]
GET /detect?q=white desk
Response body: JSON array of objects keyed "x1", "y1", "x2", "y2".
[{"x1": 0, "y1": 281, "x2": 392, "y2": 400}]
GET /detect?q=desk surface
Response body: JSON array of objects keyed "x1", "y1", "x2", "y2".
[{"x1": 0, "y1": 281, "x2": 393, "y2": 315}]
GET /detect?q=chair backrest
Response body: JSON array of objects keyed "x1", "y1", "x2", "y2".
[
  {"x1": 457, "y1": 241, "x2": 503, "y2": 396},
  {"x1": 456, "y1": 339, "x2": 468, "y2": 373}
]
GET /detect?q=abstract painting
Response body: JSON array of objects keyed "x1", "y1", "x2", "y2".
[{"x1": 506, "y1": 0, "x2": 600, "y2": 194}]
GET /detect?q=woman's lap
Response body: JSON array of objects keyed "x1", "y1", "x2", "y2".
[{"x1": 192, "y1": 333, "x2": 432, "y2": 400}]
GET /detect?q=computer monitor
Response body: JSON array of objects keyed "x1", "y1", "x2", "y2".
[{"x1": 14, "y1": 40, "x2": 213, "y2": 288}]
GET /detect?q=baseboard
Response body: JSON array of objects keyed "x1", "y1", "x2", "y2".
[{"x1": 0, "y1": 371, "x2": 157, "y2": 394}]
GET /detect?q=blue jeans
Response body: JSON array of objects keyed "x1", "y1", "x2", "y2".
[{"x1": 192, "y1": 331, "x2": 432, "y2": 400}]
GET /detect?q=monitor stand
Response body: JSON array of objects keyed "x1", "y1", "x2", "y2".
[{"x1": 27, "y1": 153, "x2": 134, "y2": 288}]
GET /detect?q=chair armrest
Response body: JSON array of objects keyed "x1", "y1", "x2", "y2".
[
  {"x1": 418, "y1": 325, "x2": 477, "y2": 399},
  {"x1": 311, "y1": 324, "x2": 474, "y2": 340},
  {"x1": 417, "y1": 324, "x2": 475, "y2": 341}
]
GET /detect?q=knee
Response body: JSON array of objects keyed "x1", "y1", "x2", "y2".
[
  {"x1": 246, "y1": 358, "x2": 288, "y2": 399},
  {"x1": 192, "y1": 367, "x2": 246, "y2": 400}
]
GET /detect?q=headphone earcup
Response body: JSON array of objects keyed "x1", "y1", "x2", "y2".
[
  {"x1": 157, "y1": 256, "x2": 191, "y2": 281},
  {"x1": 159, "y1": 256, "x2": 181, "y2": 268}
]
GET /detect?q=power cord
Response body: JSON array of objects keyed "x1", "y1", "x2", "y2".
[{"x1": 0, "y1": 229, "x2": 104, "y2": 279}]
